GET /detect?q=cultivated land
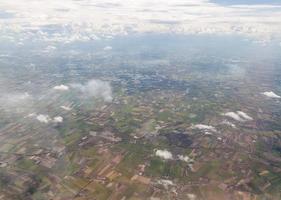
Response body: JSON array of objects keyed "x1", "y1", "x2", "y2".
[{"x1": 0, "y1": 36, "x2": 281, "y2": 200}]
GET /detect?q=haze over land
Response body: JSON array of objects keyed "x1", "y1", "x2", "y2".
[{"x1": 0, "y1": 0, "x2": 281, "y2": 200}]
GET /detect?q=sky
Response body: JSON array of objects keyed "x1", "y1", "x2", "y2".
[{"x1": 0, "y1": 0, "x2": 281, "y2": 44}]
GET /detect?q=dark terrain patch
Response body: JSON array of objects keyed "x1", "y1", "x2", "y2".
[{"x1": 163, "y1": 132, "x2": 193, "y2": 148}]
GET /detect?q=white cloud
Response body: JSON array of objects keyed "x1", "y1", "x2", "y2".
[
  {"x1": 0, "y1": 0, "x2": 281, "y2": 42},
  {"x1": 60, "y1": 105, "x2": 72, "y2": 111},
  {"x1": 224, "y1": 112, "x2": 242, "y2": 121},
  {"x1": 155, "y1": 149, "x2": 173, "y2": 160},
  {"x1": 27, "y1": 113, "x2": 36, "y2": 117},
  {"x1": 223, "y1": 111, "x2": 253, "y2": 122},
  {"x1": 262, "y1": 91, "x2": 281, "y2": 98},
  {"x1": 53, "y1": 116, "x2": 63, "y2": 123},
  {"x1": 36, "y1": 114, "x2": 51, "y2": 123},
  {"x1": 236, "y1": 111, "x2": 253, "y2": 121},
  {"x1": 221, "y1": 120, "x2": 236, "y2": 128},
  {"x1": 192, "y1": 124, "x2": 217, "y2": 132},
  {"x1": 33, "y1": 114, "x2": 63, "y2": 124},
  {"x1": 53, "y1": 84, "x2": 69, "y2": 91},
  {"x1": 178, "y1": 155, "x2": 192, "y2": 163},
  {"x1": 71, "y1": 79, "x2": 113, "y2": 102}
]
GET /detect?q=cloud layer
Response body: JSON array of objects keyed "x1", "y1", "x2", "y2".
[{"x1": 1, "y1": 0, "x2": 281, "y2": 43}]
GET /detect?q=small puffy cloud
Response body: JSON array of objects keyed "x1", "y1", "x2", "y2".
[
  {"x1": 192, "y1": 124, "x2": 217, "y2": 132},
  {"x1": 224, "y1": 112, "x2": 242, "y2": 121},
  {"x1": 103, "y1": 46, "x2": 112, "y2": 51},
  {"x1": 53, "y1": 116, "x2": 63, "y2": 123},
  {"x1": 262, "y1": 91, "x2": 281, "y2": 98},
  {"x1": 155, "y1": 149, "x2": 173, "y2": 160},
  {"x1": 71, "y1": 79, "x2": 113, "y2": 102},
  {"x1": 60, "y1": 105, "x2": 72, "y2": 111},
  {"x1": 236, "y1": 111, "x2": 253, "y2": 121},
  {"x1": 27, "y1": 113, "x2": 36, "y2": 117},
  {"x1": 221, "y1": 120, "x2": 236, "y2": 128},
  {"x1": 178, "y1": 155, "x2": 192, "y2": 163},
  {"x1": 223, "y1": 111, "x2": 253, "y2": 122},
  {"x1": 53, "y1": 84, "x2": 69, "y2": 91},
  {"x1": 36, "y1": 114, "x2": 51, "y2": 123},
  {"x1": 33, "y1": 114, "x2": 63, "y2": 124}
]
